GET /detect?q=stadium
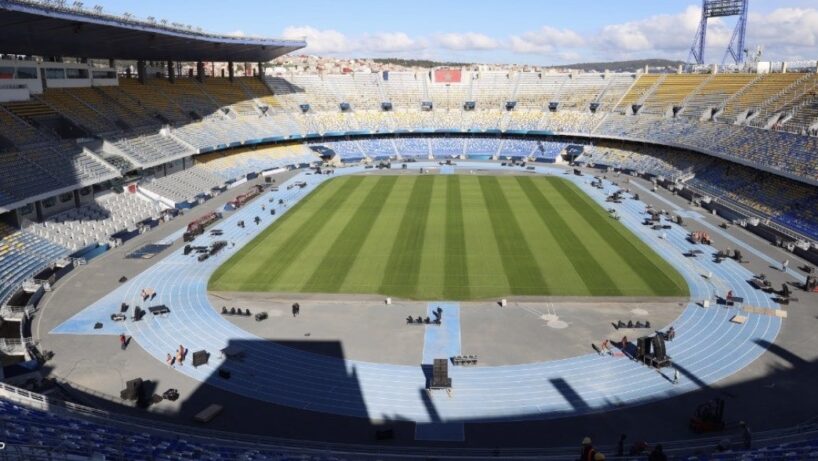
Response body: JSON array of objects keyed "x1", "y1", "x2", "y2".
[{"x1": 0, "y1": 0, "x2": 817, "y2": 459}]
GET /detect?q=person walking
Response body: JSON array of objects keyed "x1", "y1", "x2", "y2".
[
  {"x1": 673, "y1": 368, "x2": 680, "y2": 384},
  {"x1": 119, "y1": 333, "x2": 127, "y2": 351},
  {"x1": 782, "y1": 259, "x2": 789, "y2": 272}
]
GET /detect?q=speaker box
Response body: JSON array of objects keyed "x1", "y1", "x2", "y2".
[
  {"x1": 637, "y1": 336, "x2": 651, "y2": 359},
  {"x1": 652, "y1": 335, "x2": 666, "y2": 361},
  {"x1": 192, "y1": 350, "x2": 209, "y2": 367},
  {"x1": 121, "y1": 378, "x2": 143, "y2": 401},
  {"x1": 429, "y1": 358, "x2": 451, "y2": 389}
]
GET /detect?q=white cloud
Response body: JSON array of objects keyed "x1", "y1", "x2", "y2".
[
  {"x1": 436, "y1": 32, "x2": 499, "y2": 50},
  {"x1": 281, "y1": 6, "x2": 818, "y2": 63},
  {"x1": 749, "y1": 8, "x2": 818, "y2": 48},
  {"x1": 596, "y1": 5, "x2": 729, "y2": 55},
  {"x1": 509, "y1": 26, "x2": 586, "y2": 54},
  {"x1": 282, "y1": 26, "x2": 355, "y2": 54},
  {"x1": 361, "y1": 32, "x2": 426, "y2": 52}
]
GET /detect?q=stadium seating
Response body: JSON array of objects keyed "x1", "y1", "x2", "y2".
[
  {"x1": 109, "y1": 130, "x2": 191, "y2": 166},
  {"x1": 38, "y1": 88, "x2": 118, "y2": 134},
  {"x1": 682, "y1": 73, "x2": 756, "y2": 119},
  {"x1": 614, "y1": 73, "x2": 662, "y2": 113},
  {"x1": 0, "y1": 71, "x2": 816, "y2": 246},
  {"x1": 311, "y1": 140, "x2": 366, "y2": 162},
  {"x1": 0, "y1": 397, "x2": 361, "y2": 461},
  {"x1": 593, "y1": 73, "x2": 638, "y2": 112},
  {"x1": 557, "y1": 73, "x2": 609, "y2": 110},
  {"x1": 720, "y1": 72, "x2": 804, "y2": 121},
  {"x1": 394, "y1": 137, "x2": 431, "y2": 158},
  {"x1": 140, "y1": 168, "x2": 225, "y2": 204},
  {"x1": 0, "y1": 105, "x2": 47, "y2": 147},
  {"x1": 513, "y1": 73, "x2": 565, "y2": 110},
  {"x1": 27, "y1": 193, "x2": 165, "y2": 251},
  {"x1": 116, "y1": 78, "x2": 190, "y2": 124},
  {"x1": 429, "y1": 137, "x2": 465, "y2": 158},
  {"x1": 640, "y1": 74, "x2": 708, "y2": 115},
  {"x1": 0, "y1": 223, "x2": 69, "y2": 303},
  {"x1": 196, "y1": 144, "x2": 318, "y2": 180}
]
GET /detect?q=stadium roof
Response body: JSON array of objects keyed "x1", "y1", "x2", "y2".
[{"x1": 0, "y1": 0, "x2": 306, "y2": 62}]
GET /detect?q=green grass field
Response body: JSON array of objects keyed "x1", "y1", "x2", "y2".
[{"x1": 209, "y1": 175, "x2": 688, "y2": 300}]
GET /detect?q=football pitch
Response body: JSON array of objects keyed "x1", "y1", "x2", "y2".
[{"x1": 209, "y1": 174, "x2": 688, "y2": 300}]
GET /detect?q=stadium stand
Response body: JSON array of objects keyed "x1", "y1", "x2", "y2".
[
  {"x1": 640, "y1": 73, "x2": 708, "y2": 115},
  {"x1": 719, "y1": 72, "x2": 804, "y2": 122},
  {"x1": 196, "y1": 144, "x2": 318, "y2": 180},
  {"x1": 681, "y1": 73, "x2": 756, "y2": 119},
  {"x1": 26, "y1": 192, "x2": 165, "y2": 251},
  {"x1": 140, "y1": 168, "x2": 225, "y2": 205},
  {"x1": 614, "y1": 73, "x2": 663, "y2": 114},
  {"x1": 0, "y1": 223, "x2": 68, "y2": 304},
  {"x1": 108, "y1": 129, "x2": 191, "y2": 167}
]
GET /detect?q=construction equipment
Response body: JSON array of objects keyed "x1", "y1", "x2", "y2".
[
  {"x1": 229, "y1": 184, "x2": 263, "y2": 209},
  {"x1": 183, "y1": 212, "x2": 222, "y2": 242},
  {"x1": 688, "y1": 231, "x2": 712, "y2": 245}
]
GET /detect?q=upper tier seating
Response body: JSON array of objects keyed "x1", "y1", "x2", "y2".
[
  {"x1": 38, "y1": 89, "x2": 118, "y2": 134},
  {"x1": 557, "y1": 74, "x2": 608, "y2": 111},
  {"x1": 472, "y1": 71, "x2": 513, "y2": 109},
  {"x1": 682, "y1": 73, "x2": 756, "y2": 119},
  {"x1": 0, "y1": 105, "x2": 47, "y2": 147},
  {"x1": 140, "y1": 168, "x2": 225, "y2": 204},
  {"x1": 0, "y1": 144, "x2": 117, "y2": 208},
  {"x1": 116, "y1": 78, "x2": 190, "y2": 124},
  {"x1": 201, "y1": 79, "x2": 260, "y2": 116},
  {"x1": 614, "y1": 73, "x2": 662, "y2": 113},
  {"x1": 720, "y1": 73, "x2": 804, "y2": 121},
  {"x1": 109, "y1": 130, "x2": 191, "y2": 166},
  {"x1": 640, "y1": 74, "x2": 708, "y2": 115}
]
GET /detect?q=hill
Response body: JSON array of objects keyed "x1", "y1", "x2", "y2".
[{"x1": 549, "y1": 59, "x2": 686, "y2": 73}]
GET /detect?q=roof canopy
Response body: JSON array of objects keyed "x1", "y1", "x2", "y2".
[{"x1": 0, "y1": 0, "x2": 305, "y2": 62}]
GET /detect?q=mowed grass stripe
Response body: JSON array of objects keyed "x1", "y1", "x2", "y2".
[
  {"x1": 443, "y1": 176, "x2": 469, "y2": 300},
  {"x1": 517, "y1": 177, "x2": 621, "y2": 296},
  {"x1": 551, "y1": 179, "x2": 687, "y2": 296},
  {"x1": 534, "y1": 179, "x2": 650, "y2": 294},
  {"x1": 300, "y1": 176, "x2": 397, "y2": 292},
  {"x1": 500, "y1": 178, "x2": 591, "y2": 295},
  {"x1": 459, "y1": 176, "x2": 510, "y2": 299},
  {"x1": 272, "y1": 177, "x2": 379, "y2": 290},
  {"x1": 209, "y1": 178, "x2": 347, "y2": 289},
  {"x1": 339, "y1": 177, "x2": 417, "y2": 293},
  {"x1": 379, "y1": 175, "x2": 435, "y2": 297},
  {"x1": 478, "y1": 176, "x2": 548, "y2": 295},
  {"x1": 233, "y1": 177, "x2": 363, "y2": 291},
  {"x1": 416, "y1": 177, "x2": 446, "y2": 299}
]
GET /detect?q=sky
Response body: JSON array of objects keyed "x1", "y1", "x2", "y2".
[{"x1": 89, "y1": 0, "x2": 818, "y2": 65}]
